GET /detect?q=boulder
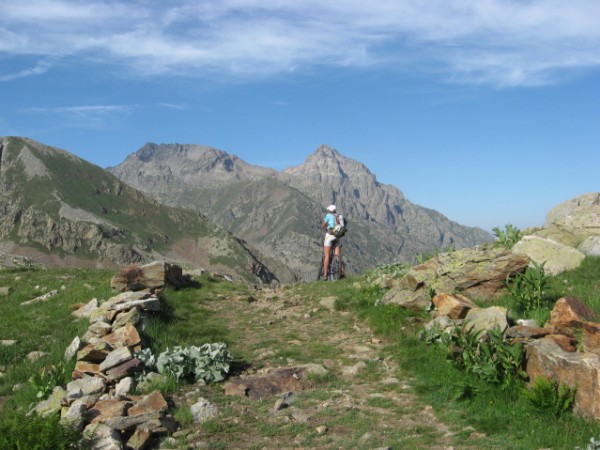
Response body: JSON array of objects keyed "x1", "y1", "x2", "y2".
[
  {"x1": 512, "y1": 235, "x2": 585, "y2": 275},
  {"x1": 110, "y1": 261, "x2": 186, "y2": 292},
  {"x1": 545, "y1": 297, "x2": 597, "y2": 336},
  {"x1": 525, "y1": 338, "x2": 600, "y2": 420},
  {"x1": 464, "y1": 306, "x2": 509, "y2": 335},
  {"x1": 579, "y1": 236, "x2": 600, "y2": 256},
  {"x1": 383, "y1": 247, "x2": 530, "y2": 310},
  {"x1": 432, "y1": 293, "x2": 478, "y2": 319}
]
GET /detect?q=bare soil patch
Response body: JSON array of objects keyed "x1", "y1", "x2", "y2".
[{"x1": 168, "y1": 286, "x2": 485, "y2": 449}]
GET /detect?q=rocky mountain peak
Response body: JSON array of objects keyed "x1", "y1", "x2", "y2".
[{"x1": 111, "y1": 143, "x2": 276, "y2": 191}]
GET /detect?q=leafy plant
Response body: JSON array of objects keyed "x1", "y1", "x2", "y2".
[
  {"x1": 28, "y1": 362, "x2": 66, "y2": 399},
  {"x1": 493, "y1": 224, "x2": 522, "y2": 249},
  {"x1": 442, "y1": 326, "x2": 526, "y2": 390},
  {"x1": 523, "y1": 376, "x2": 576, "y2": 418},
  {"x1": 505, "y1": 261, "x2": 551, "y2": 314},
  {"x1": 137, "y1": 343, "x2": 233, "y2": 384}
]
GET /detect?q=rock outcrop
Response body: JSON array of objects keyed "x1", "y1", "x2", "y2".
[
  {"x1": 514, "y1": 193, "x2": 600, "y2": 274},
  {"x1": 379, "y1": 247, "x2": 530, "y2": 309}
]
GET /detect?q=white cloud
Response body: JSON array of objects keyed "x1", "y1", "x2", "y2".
[{"x1": 1, "y1": 0, "x2": 599, "y2": 87}]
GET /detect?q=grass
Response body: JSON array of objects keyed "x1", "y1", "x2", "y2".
[
  {"x1": 2, "y1": 258, "x2": 600, "y2": 449},
  {"x1": 339, "y1": 256, "x2": 600, "y2": 450}
]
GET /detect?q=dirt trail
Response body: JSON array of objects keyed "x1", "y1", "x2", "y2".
[{"x1": 169, "y1": 286, "x2": 485, "y2": 449}]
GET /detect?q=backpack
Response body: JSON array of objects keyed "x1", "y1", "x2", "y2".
[{"x1": 331, "y1": 213, "x2": 347, "y2": 237}]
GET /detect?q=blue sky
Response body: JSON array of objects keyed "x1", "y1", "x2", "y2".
[{"x1": 1, "y1": 1, "x2": 598, "y2": 232}]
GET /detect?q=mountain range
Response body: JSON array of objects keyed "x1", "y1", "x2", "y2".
[
  {"x1": 108, "y1": 143, "x2": 493, "y2": 279},
  {"x1": 0, "y1": 136, "x2": 293, "y2": 284},
  {"x1": 0, "y1": 136, "x2": 492, "y2": 282}
]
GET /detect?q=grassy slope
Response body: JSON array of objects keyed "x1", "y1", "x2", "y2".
[{"x1": 0, "y1": 137, "x2": 274, "y2": 283}]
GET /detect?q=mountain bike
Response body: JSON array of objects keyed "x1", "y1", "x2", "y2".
[{"x1": 317, "y1": 240, "x2": 344, "y2": 281}]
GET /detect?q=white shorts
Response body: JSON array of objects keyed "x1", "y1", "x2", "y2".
[{"x1": 324, "y1": 233, "x2": 337, "y2": 247}]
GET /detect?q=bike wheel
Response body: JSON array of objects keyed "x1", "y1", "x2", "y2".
[
  {"x1": 317, "y1": 256, "x2": 325, "y2": 281},
  {"x1": 329, "y1": 255, "x2": 341, "y2": 281}
]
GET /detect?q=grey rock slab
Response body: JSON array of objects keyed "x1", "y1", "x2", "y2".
[{"x1": 99, "y1": 347, "x2": 132, "y2": 372}]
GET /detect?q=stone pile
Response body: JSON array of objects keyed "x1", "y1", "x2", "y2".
[
  {"x1": 426, "y1": 293, "x2": 600, "y2": 421},
  {"x1": 31, "y1": 261, "x2": 186, "y2": 450}
]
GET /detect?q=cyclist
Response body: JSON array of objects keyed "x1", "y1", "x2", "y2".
[{"x1": 321, "y1": 204, "x2": 344, "y2": 280}]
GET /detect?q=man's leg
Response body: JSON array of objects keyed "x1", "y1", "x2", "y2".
[{"x1": 323, "y1": 245, "x2": 331, "y2": 278}]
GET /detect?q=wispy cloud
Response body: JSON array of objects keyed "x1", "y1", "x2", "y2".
[{"x1": 1, "y1": 0, "x2": 599, "y2": 87}]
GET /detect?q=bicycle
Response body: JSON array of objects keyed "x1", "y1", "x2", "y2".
[{"x1": 317, "y1": 240, "x2": 344, "y2": 281}]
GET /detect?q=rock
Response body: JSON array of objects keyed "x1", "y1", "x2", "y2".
[
  {"x1": 583, "y1": 322, "x2": 600, "y2": 354},
  {"x1": 379, "y1": 288, "x2": 430, "y2": 310},
  {"x1": 432, "y1": 293, "x2": 478, "y2": 319},
  {"x1": 464, "y1": 306, "x2": 508, "y2": 335},
  {"x1": 102, "y1": 323, "x2": 141, "y2": 349},
  {"x1": 105, "y1": 358, "x2": 143, "y2": 382},
  {"x1": 223, "y1": 367, "x2": 306, "y2": 399},
  {"x1": 578, "y1": 235, "x2": 600, "y2": 256},
  {"x1": 112, "y1": 307, "x2": 141, "y2": 329},
  {"x1": 544, "y1": 334, "x2": 578, "y2": 352},
  {"x1": 111, "y1": 296, "x2": 161, "y2": 313},
  {"x1": 115, "y1": 377, "x2": 134, "y2": 399},
  {"x1": 342, "y1": 361, "x2": 367, "y2": 377},
  {"x1": 33, "y1": 386, "x2": 66, "y2": 417},
  {"x1": 110, "y1": 261, "x2": 185, "y2": 292},
  {"x1": 99, "y1": 347, "x2": 133, "y2": 372},
  {"x1": 60, "y1": 400, "x2": 88, "y2": 432},
  {"x1": 83, "y1": 423, "x2": 123, "y2": 450},
  {"x1": 525, "y1": 338, "x2": 600, "y2": 420},
  {"x1": 546, "y1": 297, "x2": 597, "y2": 336},
  {"x1": 126, "y1": 427, "x2": 153, "y2": 450},
  {"x1": 84, "y1": 322, "x2": 113, "y2": 342},
  {"x1": 26, "y1": 351, "x2": 49, "y2": 362},
  {"x1": 103, "y1": 412, "x2": 162, "y2": 431},
  {"x1": 505, "y1": 325, "x2": 552, "y2": 340},
  {"x1": 382, "y1": 247, "x2": 529, "y2": 309},
  {"x1": 1, "y1": 339, "x2": 17, "y2": 346},
  {"x1": 0, "y1": 286, "x2": 11, "y2": 296},
  {"x1": 67, "y1": 377, "x2": 106, "y2": 397},
  {"x1": 78, "y1": 341, "x2": 113, "y2": 363},
  {"x1": 74, "y1": 361, "x2": 102, "y2": 376},
  {"x1": 87, "y1": 399, "x2": 130, "y2": 424},
  {"x1": 64, "y1": 336, "x2": 82, "y2": 361},
  {"x1": 128, "y1": 390, "x2": 168, "y2": 416},
  {"x1": 512, "y1": 235, "x2": 585, "y2": 275},
  {"x1": 102, "y1": 290, "x2": 152, "y2": 309},
  {"x1": 72, "y1": 298, "x2": 99, "y2": 319},
  {"x1": 21, "y1": 289, "x2": 59, "y2": 305},
  {"x1": 191, "y1": 397, "x2": 219, "y2": 423}
]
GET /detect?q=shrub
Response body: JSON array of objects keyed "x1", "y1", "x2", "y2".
[
  {"x1": 0, "y1": 412, "x2": 85, "y2": 450},
  {"x1": 505, "y1": 261, "x2": 550, "y2": 314},
  {"x1": 441, "y1": 326, "x2": 526, "y2": 390},
  {"x1": 523, "y1": 376, "x2": 576, "y2": 418},
  {"x1": 137, "y1": 343, "x2": 233, "y2": 384},
  {"x1": 493, "y1": 224, "x2": 522, "y2": 249}
]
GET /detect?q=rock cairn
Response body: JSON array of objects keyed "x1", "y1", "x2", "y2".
[
  {"x1": 32, "y1": 261, "x2": 188, "y2": 450},
  {"x1": 426, "y1": 293, "x2": 600, "y2": 421}
]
